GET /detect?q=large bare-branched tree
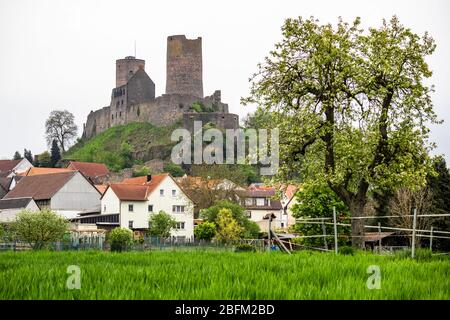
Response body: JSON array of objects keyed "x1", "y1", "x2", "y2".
[{"x1": 45, "y1": 110, "x2": 78, "y2": 153}]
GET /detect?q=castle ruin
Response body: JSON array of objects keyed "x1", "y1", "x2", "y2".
[{"x1": 82, "y1": 35, "x2": 239, "y2": 139}]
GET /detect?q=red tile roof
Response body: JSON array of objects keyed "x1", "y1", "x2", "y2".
[
  {"x1": 0, "y1": 160, "x2": 22, "y2": 173},
  {"x1": 67, "y1": 161, "x2": 110, "y2": 178},
  {"x1": 106, "y1": 173, "x2": 169, "y2": 201},
  {"x1": 4, "y1": 171, "x2": 77, "y2": 200},
  {"x1": 95, "y1": 184, "x2": 108, "y2": 195}
]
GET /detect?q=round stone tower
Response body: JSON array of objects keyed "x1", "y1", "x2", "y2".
[
  {"x1": 116, "y1": 56, "x2": 145, "y2": 87},
  {"x1": 166, "y1": 35, "x2": 203, "y2": 98}
]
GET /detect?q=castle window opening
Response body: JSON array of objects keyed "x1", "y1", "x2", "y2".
[{"x1": 120, "y1": 112, "x2": 122, "y2": 117}]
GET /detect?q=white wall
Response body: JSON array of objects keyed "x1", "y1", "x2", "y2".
[
  {"x1": 51, "y1": 172, "x2": 101, "y2": 211},
  {"x1": 11, "y1": 159, "x2": 33, "y2": 176},
  {"x1": 100, "y1": 176, "x2": 194, "y2": 239},
  {"x1": 0, "y1": 200, "x2": 40, "y2": 223},
  {"x1": 101, "y1": 187, "x2": 121, "y2": 215},
  {"x1": 247, "y1": 208, "x2": 284, "y2": 232}
]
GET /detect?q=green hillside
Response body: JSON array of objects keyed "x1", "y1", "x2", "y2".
[{"x1": 65, "y1": 122, "x2": 180, "y2": 171}]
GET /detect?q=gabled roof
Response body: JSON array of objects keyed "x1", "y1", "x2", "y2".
[
  {"x1": 105, "y1": 173, "x2": 172, "y2": 201},
  {"x1": 3, "y1": 171, "x2": 77, "y2": 200},
  {"x1": 95, "y1": 184, "x2": 108, "y2": 195},
  {"x1": 0, "y1": 197, "x2": 34, "y2": 210},
  {"x1": 0, "y1": 177, "x2": 12, "y2": 192},
  {"x1": 109, "y1": 184, "x2": 149, "y2": 201},
  {"x1": 0, "y1": 159, "x2": 22, "y2": 173},
  {"x1": 67, "y1": 161, "x2": 110, "y2": 178},
  {"x1": 19, "y1": 167, "x2": 75, "y2": 176}
]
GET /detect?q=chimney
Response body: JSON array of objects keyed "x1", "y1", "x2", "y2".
[{"x1": 146, "y1": 174, "x2": 152, "y2": 182}]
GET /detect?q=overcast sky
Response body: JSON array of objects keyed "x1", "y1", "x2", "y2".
[{"x1": 0, "y1": 0, "x2": 449, "y2": 162}]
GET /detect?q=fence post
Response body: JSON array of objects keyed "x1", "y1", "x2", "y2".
[
  {"x1": 321, "y1": 218, "x2": 328, "y2": 250},
  {"x1": 333, "y1": 206, "x2": 338, "y2": 254},
  {"x1": 429, "y1": 226, "x2": 433, "y2": 251},
  {"x1": 411, "y1": 207, "x2": 417, "y2": 259},
  {"x1": 378, "y1": 222, "x2": 382, "y2": 253}
]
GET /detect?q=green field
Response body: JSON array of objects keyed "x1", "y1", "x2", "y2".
[{"x1": 0, "y1": 251, "x2": 448, "y2": 299}]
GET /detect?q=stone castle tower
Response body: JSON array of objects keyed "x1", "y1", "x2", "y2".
[
  {"x1": 82, "y1": 35, "x2": 238, "y2": 140},
  {"x1": 166, "y1": 35, "x2": 203, "y2": 98}
]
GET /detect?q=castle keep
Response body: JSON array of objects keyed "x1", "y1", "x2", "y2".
[{"x1": 82, "y1": 35, "x2": 239, "y2": 139}]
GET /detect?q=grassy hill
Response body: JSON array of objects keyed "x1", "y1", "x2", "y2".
[{"x1": 65, "y1": 122, "x2": 180, "y2": 171}]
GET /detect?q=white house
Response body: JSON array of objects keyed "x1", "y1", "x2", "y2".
[
  {"x1": 0, "y1": 197, "x2": 40, "y2": 223},
  {"x1": 3, "y1": 171, "x2": 101, "y2": 219},
  {"x1": 100, "y1": 173, "x2": 194, "y2": 240},
  {"x1": 239, "y1": 186, "x2": 284, "y2": 232},
  {"x1": 0, "y1": 159, "x2": 33, "y2": 178}
]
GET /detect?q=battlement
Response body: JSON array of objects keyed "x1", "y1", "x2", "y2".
[{"x1": 116, "y1": 56, "x2": 145, "y2": 87}]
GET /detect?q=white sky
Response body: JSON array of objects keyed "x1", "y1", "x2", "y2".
[{"x1": 0, "y1": 0, "x2": 449, "y2": 161}]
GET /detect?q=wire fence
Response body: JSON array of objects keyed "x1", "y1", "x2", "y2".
[{"x1": 293, "y1": 207, "x2": 450, "y2": 257}]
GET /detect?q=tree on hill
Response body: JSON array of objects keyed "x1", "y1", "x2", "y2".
[
  {"x1": 23, "y1": 149, "x2": 33, "y2": 164},
  {"x1": 50, "y1": 139, "x2": 61, "y2": 168},
  {"x1": 163, "y1": 163, "x2": 185, "y2": 177},
  {"x1": 13, "y1": 151, "x2": 22, "y2": 160},
  {"x1": 45, "y1": 110, "x2": 78, "y2": 153},
  {"x1": 243, "y1": 16, "x2": 439, "y2": 248}
]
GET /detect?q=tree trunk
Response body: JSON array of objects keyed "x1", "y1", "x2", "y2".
[{"x1": 349, "y1": 201, "x2": 366, "y2": 249}]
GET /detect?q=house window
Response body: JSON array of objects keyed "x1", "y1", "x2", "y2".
[
  {"x1": 245, "y1": 198, "x2": 253, "y2": 206},
  {"x1": 128, "y1": 204, "x2": 134, "y2": 212},
  {"x1": 148, "y1": 205, "x2": 153, "y2": 212},
  {"x1": 256, "y1": 198, "x2": 265, "y2": 206},
  {"x1": 245, "y1": 211, "x2": 252, "y2": 218},
  {"x1": 172, "y1": 190, "x2": 176, "y2": 197},
  {"x1": 172, "y1": 205, "x2": 185, "y2": 213},
  {"x1": 281, "y1": 222, "x2": 285, "y2": 228},
  {"x1": 175, "y1": 222, "x2": 185, "y2": 230},
  {"x1": 128, "y1": 220, "x2": 134, "y2": 229},
  {"x1": 160, "y1": 189, "x2": 164, "y2": 196}
]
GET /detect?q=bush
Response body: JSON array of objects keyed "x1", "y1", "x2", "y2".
[
  {"x1": 12, "y1": 209, "x2": 69, "y2": 250},
  {"x1": 234, "y1": 243, "x2": 256, "y2": 252},
  {"x1": 133, "y1": 165, "x2": 151, "y2": 177},
  {"x1": 108, "y1": 228, "x2": 133, "y2": 252},
  {"x1": 148, "y1": 211, "x2": 176, "y2": 238},
  {"x1": 194, "y1": 221, "x2": 216, "y2": 241},
  {"x1": 163, "y1": 163, "x2": 185, "y2": 177}
]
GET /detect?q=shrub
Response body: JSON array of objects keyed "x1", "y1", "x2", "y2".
[
  {"x1": 12, "y1": 209, "x2": 69, "y2": 250},
  {"x1": 108, "y1": 228, "x2": 133, "y2": 252},
  {"x1": 194, "y1": 221, "x2": 216, "y2": 241},
  {"x1": 234, "y1": 243, "x2": 256, "y2": 252},
  {"x1": 163, "y1": 163, "x2": 185, "y2": 177},
  {"x1": 148, "y1": 211, "x2": 176, "y2": 238},
  {"x1": 133, "y1": 165, "x2": 151, "y2": 177}
]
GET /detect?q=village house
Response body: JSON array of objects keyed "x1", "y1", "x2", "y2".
[
  {"x1": 239, "y1": 185, "x2": 284, "y2": 232},
  {"x1": 280, "y1": 184, "x2": 298, "y2": 228},
  {"x1": 0, "y1": 197, "x2": 39, "y2": 223},
  {"x1": 72, "y1": 173, "x2": 195, "y2": 240},
  {"x1": 2, "y1": 171, "x2": 101, "y2": 220},
  {"x1": 0, "y1": 159, "x2": 33, "y2": 178}
]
